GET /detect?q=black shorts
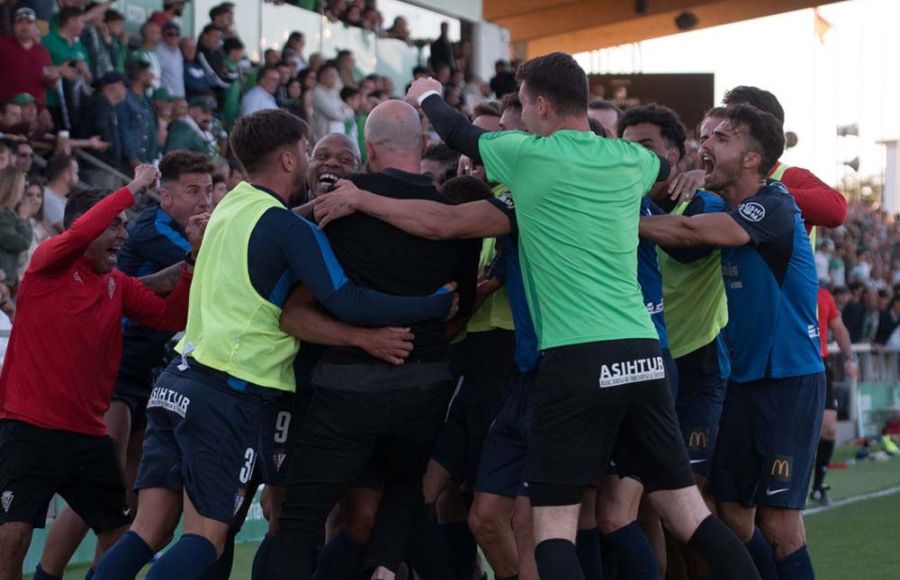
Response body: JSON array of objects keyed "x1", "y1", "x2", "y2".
[
  {"x1": 525, "y1": 339, "x2": 693, "y2": 495},
  {"x1": 112, "y1": 374, "x2": 154, "y2": 434},
  {"x1": 257, "y1": 392, "x2": 297, "y2": 486},
  {"x1": 0, "y1": 420, "x2": 129, "y2": 531},
  {"x1": 824, "y1": 358, "x2": 838, "y2": 412},
  {"x1": 431, "y1": 374, "x2": 517, "y2": 487},
  {"x1": 134, "y1": 359, "x2": 267, "y2": 524}
]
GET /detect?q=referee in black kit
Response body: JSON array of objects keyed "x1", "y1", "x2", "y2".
[{"x1": 267, "y1": 100, "x2": 480, "y2": 579}]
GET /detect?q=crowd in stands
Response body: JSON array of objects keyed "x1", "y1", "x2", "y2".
[
  {"x1": 0, "y1": 0, "x2": 528, "y2": 326},
  {"x1": 816, "y1": 201, "x2": 900, "y2": 347}
]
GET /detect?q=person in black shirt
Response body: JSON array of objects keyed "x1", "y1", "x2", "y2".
[
  {"x1": 77, "y1": 72, "x2": 127, "y2": 188},
  {"x1": 268, "y1": 101, "x2": 479, "y2": 580},
  {"x1": 489, "y1": 60, "x2": 517, "y2": 99}
]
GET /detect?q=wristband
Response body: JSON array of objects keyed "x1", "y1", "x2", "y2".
[{"x1": 417, "y1": 90, "x2": 441, "y2": 106}]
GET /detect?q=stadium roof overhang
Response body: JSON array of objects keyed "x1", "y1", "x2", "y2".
[{"x1": 484, "y1": 0, "x2": 843, "y2": 59}]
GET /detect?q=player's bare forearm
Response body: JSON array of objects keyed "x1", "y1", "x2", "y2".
[
  {"x1": 640, "y1": 213, "x2": 750, "y2": 247},
  {"x1": 139, "y1": 262, "x2": 187, "y2": 296},
  {"x1": 280, "y1": 286, "x2": 415, "y2": 365},
  {"x1": 831, "y1": 319, "x2": 854, "y2": 361}
]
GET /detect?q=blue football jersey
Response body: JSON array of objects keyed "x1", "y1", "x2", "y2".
[
  {"x1": 721, "y1": 180, "x2": 824, "y2": 382},
  {"x1": 638, "y1": 197, "x2": 668, "y2": 349}
]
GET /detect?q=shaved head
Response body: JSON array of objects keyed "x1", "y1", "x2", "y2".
[{"x1": 365, "y1": 100, "x2": 423, "y2": 154}]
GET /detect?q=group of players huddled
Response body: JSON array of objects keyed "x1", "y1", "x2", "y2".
[{"x1": 0, "y1": 52, "x2": 848, "y2": 580}]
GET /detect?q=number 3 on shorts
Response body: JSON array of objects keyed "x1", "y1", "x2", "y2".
[{"x1": 239, "y1": 448, "x2": 257, "y2": 484}]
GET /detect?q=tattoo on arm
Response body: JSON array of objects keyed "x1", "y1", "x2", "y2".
[{"x1": 139, "y1": 262, "x2": 185, "y2": 297}]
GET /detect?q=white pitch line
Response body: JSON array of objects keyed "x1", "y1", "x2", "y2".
[{"x1": 804, "y1": 484, "x2": 900, "y2": 516}]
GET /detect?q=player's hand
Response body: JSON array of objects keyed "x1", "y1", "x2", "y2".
[
  {"x1": 440, "y1": 281, "x2": 459, "y2": 320},
  {"x1": 88, "y1": 136, "x2": 111, "y2": 151},
  {"x1": 844, "y1": 359, "x2": 859, "y2": 380},
  {"x1": 405, "y1": 77, "x2": 443, "y2": 107},
  {"x1": 314, "y1": 179, "x2": 362, "y2": 228},
  {"x1": 185, "y1": 212, "x2": 211, "y2": 261},
  {"x1": 127, "y1": 164, "x2": 161, "y2": 195},
  {"x1": 667, "y1": 169, "x2": 705, "y2": 204},
  {"x1": 356, "y1": 326, "x2": 415, "y2": 365}
]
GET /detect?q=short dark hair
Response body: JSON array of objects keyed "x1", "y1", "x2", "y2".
[
  {"x1": 472, "y1": 102, "x2": 500, "y2": 119},
  {"x1": 340, "y1": 87, "x2": 361, "y2": 102},
  {"x1": 201, "y1": 24, "x2": 221, "y2": 36},
  {"x1": 159, "y1": 150, "x2": 215, "y2": 183},
  {"x1": 589, "y1": 99, "x2": 621, "y2": 114},
  {"x1": 720, "y1": 104, "x2": 785, "y2": 177},
  {"x1": 722, "y1": 86, "x2": 785, "y2": 125},
  {"x1": 617, "y1": 103, "x2": 687, "y2": 160},
  {"x1": 441, "y1": 176, "x2": 493, "y2": 204},
  {"x1": 209, "y1": 4, "x2": 228, "y2": 20},
  {"x1": 46, "y1": 154, "x2": 75, "y2": 182},
  {"x1": 64, "y1": 189, "x2": 106, "y2": 229},
  {"x1": 104, "y1": 8, "x2": 124, "y2": 23},
  {"x1": 230, "y1": 109, "x2": 309, "y2": 173},
  {"x1": 223, "y1": 37, "x2": 244, "y2": 52},
  {"x1": 318, "y1": 62, "x2": 338, "y2": 79},
  {"x1": 515, "y1": 52, "x2": 588, "y2": 116},
  {"x1": 59, "y1": 7, "x2": 84, "y2": 26},
  {"x1": 0, "y1": 100, "x2": 16, "y2": 116},
  {"x1": 258, "y1": 65, "x2": 280, "y2": 80},
  {"x1": 500, "y1": 93, "x2": 521, "y2": 114},
  {"x1": 423, "y1": 143, "x2": 460, "y2": 186},
  {"x1": 588, "y1": 117, "x2": 607, "y2": 137}
]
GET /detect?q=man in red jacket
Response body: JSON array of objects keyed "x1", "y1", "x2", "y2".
[{"x1": 0, "y1": 164, "x2": 206, "y2": 580}]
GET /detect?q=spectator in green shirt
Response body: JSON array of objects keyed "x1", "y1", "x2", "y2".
[
  {"x1": 42, "y1": 6, "x2": 91, "y2": 127},
  {"x1": 164, "y1": 96, "x2": 221, "y2": 163}
]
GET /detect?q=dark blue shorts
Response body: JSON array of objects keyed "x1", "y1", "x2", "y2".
[
  {"x1": 474, "y1": 373, "x2": 537, "y2": 498},
  {"x1": 674, "y1": 335, "x2": 729, "y2": 475},
  {"x1": 708, "y1": 372, "x2": 825, "y2": 509},
  {"x1": 431, "y1": 374, "x2": 517, "y2": 487},
  {"x1": 257, "y1": 392, "x2": 297, "y2": 486},
  {"x1": 134, "y1": 359, "x2": 267, "y2": 524}
]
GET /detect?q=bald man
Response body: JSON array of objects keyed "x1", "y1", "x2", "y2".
[{"x1": 268, "y1": 101, "x2": 481, "y2": 580}]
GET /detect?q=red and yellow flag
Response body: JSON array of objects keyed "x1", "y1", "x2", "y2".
[{"x1": 814, "y1": 8, "x2": 832, "y2": 44}]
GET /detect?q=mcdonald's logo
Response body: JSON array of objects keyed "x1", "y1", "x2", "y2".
[
  {"x1": 688, "y1": 430, "x2": 708, "y2": 449},
  {"x1": 770, "y1": 456, "x2": 793, "y2": 482}
]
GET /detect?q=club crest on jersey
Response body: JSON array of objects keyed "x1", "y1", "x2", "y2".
[
  {"x1": 233, "y1": 493, "x2": 245, "y2": 516},
  {"x1": 598, "y1": 356, "x2": 665, "y2": 388},
  {"x1": 738, "y1": 201, "x2": 766, "y2": 222},
  {"x1": 108, "y1": 278, "x2": 116, "y2": 298},
  {"x1": 274, "y1": 452, "x2": 287, "y2": 472},
  {"x1": 1, "y1": 490, "x2": 13, "y2": 513}
]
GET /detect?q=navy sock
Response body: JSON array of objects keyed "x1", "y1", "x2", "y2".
[
  {"x1": 85, "y1": 569, "x2": 95, "y2": 580},
  {"x1": 687, "y1": 516, "x2": 759, "y2": 580},
  {"x1": 313, "y1": 529, "x2": 366, "y2": 580},
  {"x1": 535, "y1": 538, "x2": 586, "y2": 580},
  {"x1": 775, "y1": 545, "x2": 814, "y2": 580},
  {"x1": 34, "y1": 564, "x2": 62, "y2": 580},
  {"x1": 251, "y1": 534, "x2": 274, "y2": 580},
  {"x1": 575, "y1": 528, "x2": 604, "y2": 580},
  {"x1": 745, "y1": 527, "x2": 778, "y2": 580},
  {"x1": 146, "y1": 534, "x2": 218, "y2": 580},
  {"x1": 199, "y1": 530, "x2": 236, "y2": 580},
  {"x1": 603, "y1": 521, "x2": 659, "y2": 579},
  {"x1": 440, "y1": 521, "x2": 476, "y2": 579},
  {"x1": 93, "y1": 531, "x2": 154, "y2": 580}
]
